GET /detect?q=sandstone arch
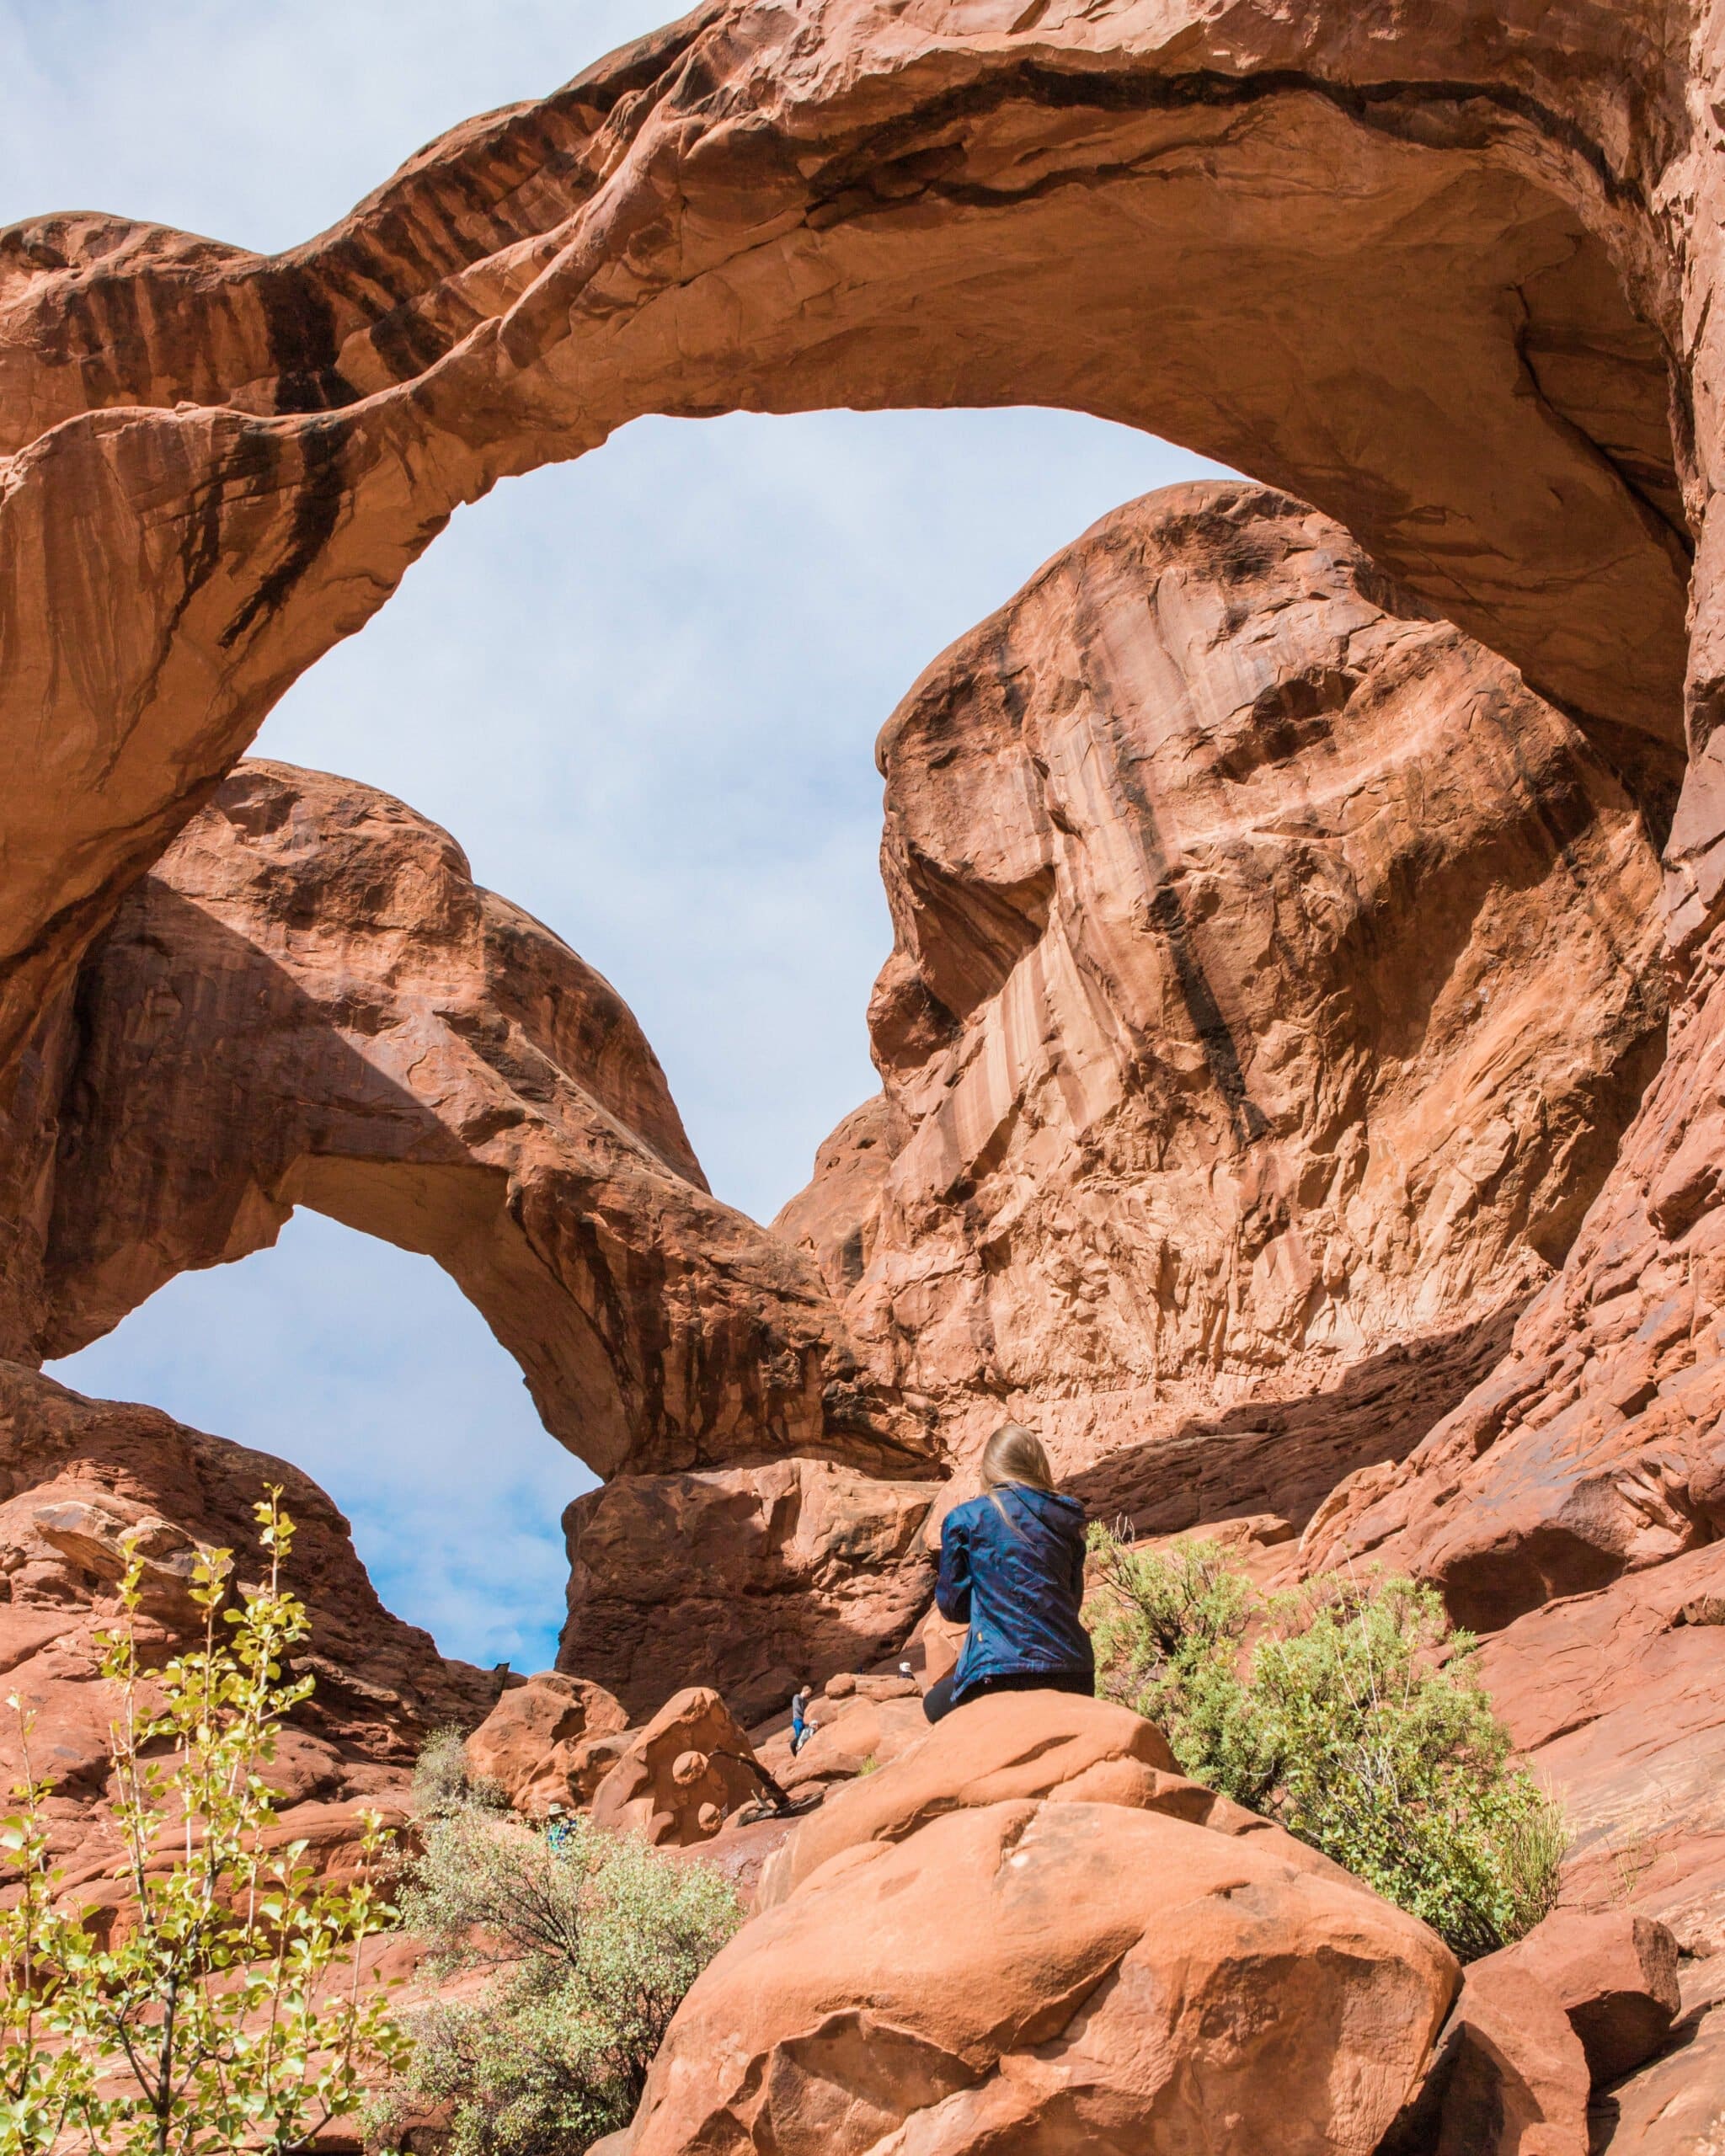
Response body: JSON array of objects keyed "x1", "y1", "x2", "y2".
[
  {"x1": 0, "y1": 0, "x2": 1704, "y2": 1088},
  {"x1": 17, "y1": 760, "x2": 916, "y2": 1481}
]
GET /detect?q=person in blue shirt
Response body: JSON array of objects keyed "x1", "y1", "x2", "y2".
[
  {"x1": 789, "y1": 1685, "x2": 813, "y2": 1754},
  {"x1": 923, "y1": 1422, "x2": 1095, "y2": 1724}
]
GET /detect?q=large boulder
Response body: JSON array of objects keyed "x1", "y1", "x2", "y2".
[
  {"x1": 463, "y1": 1670, "x2": 629, "y2": 1817},
  {"x1": 759, "y1": 1688, "x2": 1330, "y2": 1908},
  {"x1": 589, "y1": 1686, "x2": 763, "y2": 1847},
  {"x1": 626, "y1": 1797, "x2": 1458, "y2": 2156}
]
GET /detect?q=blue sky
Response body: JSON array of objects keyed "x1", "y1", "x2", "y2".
[{"x1": 4, "y1": 0, "x2": 1226, "y2": 1671}]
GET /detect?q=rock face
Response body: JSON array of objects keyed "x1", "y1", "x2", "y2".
[
  {"x1": 626, "y1": 1696, "x2": 1458, "y2": 2156},
  {"x1": 13, "y1": 760, "x2": 909, "y2": 1482},
  {"x1": 560, "y1": 1458, "x2": 938, "y2": 1720},
  {"x1": 1305, "y1": 938, "x2": 1725, "y2": 1630},
  {"x1": 0, "y1": 1358, "x2": 497, "y2": 1872},
  {"x1": 1464, "y1": 1540, "x2": 1725, "y2": 1959},
  {"x1": 778, "y1": 484, "x2": 1666, "y2": 1486}
]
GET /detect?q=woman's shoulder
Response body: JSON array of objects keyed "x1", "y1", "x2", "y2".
[{"x1": 943, "y1": 1492, "x2": 993, "y2": 1534}]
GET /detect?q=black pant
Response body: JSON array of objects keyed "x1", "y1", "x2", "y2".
[{"x1": 922, "y1": 1666, "x2": 1094, "y2": 1725}]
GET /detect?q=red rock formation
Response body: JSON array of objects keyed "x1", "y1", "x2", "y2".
[
  {"x1": 778, "y1": 484, "x2": 1666, "y2": 1492},
  {"x1": 464, "y1": 1670, "x2": 629, "y2": 1816},
  {"x1": 1304, "y1": 926, "x2": 1725, "y2": 1630},
  {"x1": 0, "y1": 1358, "x2": 497, "y2": 1875},
  {"x1": 560, "y1": 1458, "x2": 937, "y2": 1720},
  {"x1": 588, "y1": 1685, "x2": 763, "y2": 1846},
  {"x1": 627, "y1": 1695, "x2": 1459, "y2": 2156},
  {"x1": 0, "y1": 0, "x2": 1701, "y2": 1098},
  {"x1": 1465, "y1": 1541, "x2": 1725, "y2": 1959},
  {"x1": 1393, "y1": 1952, "x2": 1592, "y2": 2156},
  {"x1": 758, "y1": 1687, "x2": 1260, "y2": 1907},
  {"x1": 14, "y1": 4, "x2": 1725, "y2": 2122},
  {"x1": 1476, "y1": 1912, "x2": 1682, "y2": 2090},
  {"x1": 15, "y1": 759, "x2": 910, "y2": 1481},
  {"x1": 768, "y1": 1686, "x2": 927, "y2": 1799}
]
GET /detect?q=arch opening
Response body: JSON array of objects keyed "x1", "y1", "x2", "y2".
[{"x1": 47, "y1": 1209, "x2": 595, "y2": 1669}]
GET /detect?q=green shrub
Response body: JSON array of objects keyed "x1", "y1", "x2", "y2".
[
  {"x1": 377, "y1": 1799, "x2": 741, "y2": 2155},
  {"x1": 1087, "y1": 1527, "x2": 1567, "y2": 1960},
  {"x1": 1084, "y1": 1534, "x2": 1278, "y2": 1810},
  {"x1": 411, "y1": 1726, "x2": 504, "y2": 1820},
  {"x1": 1, "y1": 1494, "x2": 406, "y2": 2156}
]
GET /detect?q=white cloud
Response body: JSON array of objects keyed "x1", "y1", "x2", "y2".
[{"x1": 17, "y1": 0, "x2": 1232, "y2": 1665}]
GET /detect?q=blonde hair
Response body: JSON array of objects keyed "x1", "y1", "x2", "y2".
[{"x1": 980, "y1": 1423, "x2": 1056, "y2": 1507}]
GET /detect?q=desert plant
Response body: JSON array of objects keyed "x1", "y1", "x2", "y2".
[
  {"x1": 1086, "y1": 1528, "x2": 1567, "y2": 1959},
  {"x1": 1, "y1": 1710, "x2": 99, "y2": 2151},
  {"x1": 377, "y1": 1803, "x2": 741, "y2": 2156},
  {"x1": 1, "y1": 1494, "x2": 408, "y2": 2156},
  {"x1": 1087, "y1": 1529, "x2": 1279, "y2": 1809},
  {"x1": 411, "y1": 1727, "x2": 504, "y2": 1820}
]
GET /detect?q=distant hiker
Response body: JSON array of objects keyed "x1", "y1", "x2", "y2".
[
  {"x1": 789, "y1": 1686, "x2": 814, "y2": 1754},
  {"x1": 544, "y1": 1803, "x2": 571, "y2": 1854},
  {"x1": 923, "y1": 1422, "x2": 1095, "y2": 1725}
]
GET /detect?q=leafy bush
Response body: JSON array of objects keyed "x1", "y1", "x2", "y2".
[
  {"x1": 412, "y1": 1727, "x2": 504, "y2": 1820},
  {"x1": 376, "y1": 1793, "x2": 741, "y2": 2155},
  {"x1": 1087, "y1": 1527, "x2": 1567, "y2": 1959},
  {"x1": 1085, "y1": 1535, "x2": 1277, "y2": 1810},
  {"x1": 1, "y1": 1495, "x2": 405, "y2": 2155}
]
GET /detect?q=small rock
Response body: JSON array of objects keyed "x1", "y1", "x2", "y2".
[{"x1": 1386, "y1": 1953, "x2": 1590, "y2": 2156}]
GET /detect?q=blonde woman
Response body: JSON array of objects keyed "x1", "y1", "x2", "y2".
[{"x1": 923, "y1": 1423, "x2": 1095, "y2": 1724}]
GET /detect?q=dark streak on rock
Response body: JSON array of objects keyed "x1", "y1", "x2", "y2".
[
  {"x1": 255, "y1": 270, "x2": 360, "y2": 414},
  {"x1": 218, "y1": 421, "x2": 347, "y2": 649}
]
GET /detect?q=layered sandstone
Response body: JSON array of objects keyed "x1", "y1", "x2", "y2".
[
  {"x1": 1305, "y1": 919, "x2": 1725, "y2": 1629},
  {"x1": 778, "y1": 484, "x2": 1667, "y2": 1492}
]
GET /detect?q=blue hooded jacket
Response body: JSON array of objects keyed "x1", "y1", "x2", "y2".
[{"x1": 935, "y1": 1483, "x2": 1095, "y2": 1703}]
